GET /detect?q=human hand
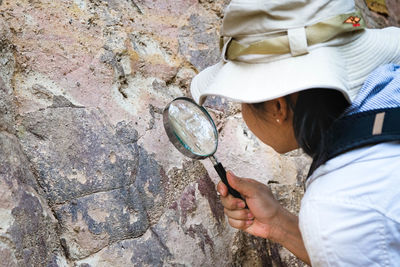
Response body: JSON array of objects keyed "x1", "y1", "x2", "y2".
[
  {"x1": 218, "y1": 172, "x2": 310, "y2": 263},
  {"x1": 217, "y1": 172, "x2": 285, "y2": 242}
]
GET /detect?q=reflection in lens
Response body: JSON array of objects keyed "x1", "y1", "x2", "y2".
[{"x1": 168, "y1": 100, "x2": 217, "y2": 156}]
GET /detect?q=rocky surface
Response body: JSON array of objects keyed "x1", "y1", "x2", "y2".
[
  {"x1": 0, "y1": 0, "x2": 398, "y2": 266},
  {"x1": 0, "y1": 131, "x2": 66, "y2": 266},
  {"x1": 359, "y1": 0, "x2": 400, "y2": 27}
]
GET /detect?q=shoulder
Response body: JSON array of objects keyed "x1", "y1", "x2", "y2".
[
  {"x1": 306, "y1": 142, "x2": 400, "y2": 196},
  {"x1": 305, "y1": 141, "x2": 400, "y2": 218},
  {"x1": 299, "y1": 141, "x2": 400, "y2": 266}
]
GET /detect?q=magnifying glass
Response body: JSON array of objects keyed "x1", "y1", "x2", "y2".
[{"x1": 163, "y1": 97, "x2": 246, "y2": 205}]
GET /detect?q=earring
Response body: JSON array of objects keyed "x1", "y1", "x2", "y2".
[{"x1": 276, "y1": 119, "x2": 280, "y2": 123}]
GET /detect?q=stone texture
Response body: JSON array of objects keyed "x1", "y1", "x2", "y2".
[
  {"x1": 366, "y1": 0, "x2": 389, "y2": 14},
  {"x1": 0, "y1": 132, "x2": 67, "y2": 266},
  {"x1": 75, "y1": 172, "x2": 231, "y2": 266},
  {"x1": 0, "y1": 77, "x2": 15, "y2": 134},
  {"x1": 386, "y1": 0, "x2": 400, "y2": 26},
  {"x1": 54, "y1": 185, "x2": 148, "y2": 260},
  {"x1": 356, "y1": 0, "x2": 400, "y2": 28},
  {"x1": 0, "y1": 0, "x2": 398, "y2": 266},
  {"x1": 75, "y1": 228, "x2": 172, "y2": 267},
  {"x1": 0, "y1": 18, "x2": 14, "y2": 87},
  {"x1": 0, "y1": 19, "x2": 15, "y2": 134},
  {"x1": 18, "y1": 107, "x2": 139, "y2": 205},
  {"x1": 179, "y1": 13, "x2": 221, "y2": 72}
]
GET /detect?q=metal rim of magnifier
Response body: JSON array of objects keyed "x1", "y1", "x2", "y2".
[{"x1": 163, "y1": 97, "x2": 219, "y2": 160}]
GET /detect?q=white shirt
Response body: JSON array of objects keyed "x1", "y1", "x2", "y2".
[{"x1": 299, "y1": 142, "x2": 400, "y2": 266}]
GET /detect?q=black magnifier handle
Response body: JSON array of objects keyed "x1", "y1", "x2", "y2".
[{"x1": 210, "y1": 157, "x2": 248, "y2": 208}]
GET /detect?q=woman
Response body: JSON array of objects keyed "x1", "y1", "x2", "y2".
[{"x1": 190, "y1": 0, "x2": 400, "y2": 265}]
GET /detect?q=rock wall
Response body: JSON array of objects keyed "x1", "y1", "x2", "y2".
[{"x1": 0, "y1": 0, "x2": 398, "y2": 266}]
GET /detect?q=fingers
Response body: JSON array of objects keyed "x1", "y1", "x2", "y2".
[
  {"x1": 217, "y1": 181, "x2": 228, "y2": 197},
  {"x1": 217, "y1": 181, "x2": 246, "y2": 209},
  {"x1": 219, "y1": 192, "x2": 246, "y2": 210},
  {"x1": 228, "y1": 218, "x2": 253, "y2": 230},
  {"x1": 224, "y1": 208, "x2": 254, "y2": 221},
  {"x1": 227, "y1": 171, "x2": 257, "y2": 198},
  {"x1": 218, "y1": 172, "x2": 259, "y2": 199},
  {"x1": 217, "y1": 172, "x2": 249, "y2": 209}
]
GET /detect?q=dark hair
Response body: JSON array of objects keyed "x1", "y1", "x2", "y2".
[
  {"x1": 249, "y1": 89, "x2": 349, "y2": 177},
  {"x1": 291, "y1": 89, "x2": 349, "y2": 175}
]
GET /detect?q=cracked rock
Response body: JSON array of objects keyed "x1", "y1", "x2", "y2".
[
  {"x1": 54, "y1": 185, "x2": 149, "y2": 260},
  {"x1": 0, "y1": 132, "x2": 66, "y2": 266},
  {"x1": 18, "y1": 107, "x2": 139, "y2": 205}
]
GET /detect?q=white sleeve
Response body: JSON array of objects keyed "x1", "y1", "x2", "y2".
[{"x1": 299, "y1": 198, "x2": 390, "y2": 267}]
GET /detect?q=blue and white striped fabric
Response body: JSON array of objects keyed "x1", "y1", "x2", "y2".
[{"x1": 346, "y1": 64, "x2": 400, "y2": 115}]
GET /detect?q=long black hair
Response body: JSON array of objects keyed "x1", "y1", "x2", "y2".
[
  {"x1": 249, "y1": 89, "x2": 349, "y2": 177},
  {"x1": 291, "y1": 89, "x2": 349, "y2": 176}
]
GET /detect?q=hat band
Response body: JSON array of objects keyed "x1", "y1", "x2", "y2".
[{"x1": 221, "y1": 11, "x2": 366, "y2": 60}]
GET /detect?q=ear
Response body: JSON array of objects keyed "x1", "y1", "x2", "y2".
[{"x1": 272, "y1": 97, "x2": 290, "y2": 122}]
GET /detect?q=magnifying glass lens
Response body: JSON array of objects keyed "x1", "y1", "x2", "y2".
[
  {"x1": 164, "y1": 98, "x2": 247, "y2": 206},
  {"x1": 168, "y1": 99, "x2": 217, "y2": 156}
]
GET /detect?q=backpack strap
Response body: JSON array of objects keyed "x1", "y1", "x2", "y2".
[
  {"x1": 309, "y1": 107, "x2": 400, "y2": 176},
  {"x1": 326, "y1": 107, "x2": 400, "y2": 161}
]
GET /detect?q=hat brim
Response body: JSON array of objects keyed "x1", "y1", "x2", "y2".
[{"x1": 191, "y1": 28, "x2": 400, "y2": 105}]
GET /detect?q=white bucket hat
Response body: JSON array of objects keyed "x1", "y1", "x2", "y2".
[{"x1": 191, "y1": 0, "x2": 400, "y2": 105}]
